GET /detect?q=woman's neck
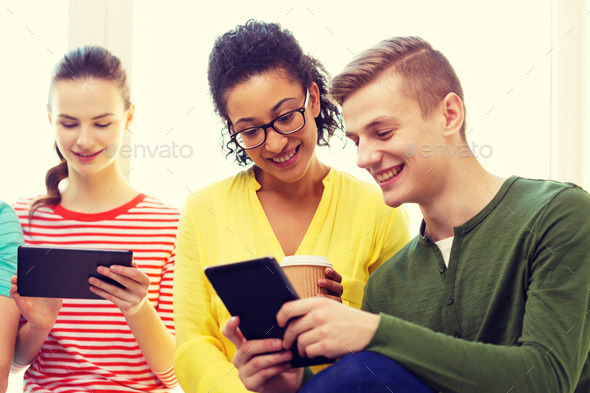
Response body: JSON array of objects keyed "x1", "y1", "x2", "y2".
[
  {"x1": 256, "y1": 155, "x2": 330, "y2": 199},
  {"x1": 60, "y1": 163, "x2": 139, "y2": 214}
]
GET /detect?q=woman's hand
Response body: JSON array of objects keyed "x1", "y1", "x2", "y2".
[
  {"x1": 317, "y1": 267, "x2": 343, "y2": 303},
  {"x1": 89, "y1": 261, "x2": 150, "y2": 316},
  {"x1": 11, "y1": 276, "x2": 62, "y2": 367},
  {"x1": 9, "y1": 276, "x2": 62, "y2": 332},
  {"x1": 223, "y1": 316, "x2": 303, "y2": 393}
]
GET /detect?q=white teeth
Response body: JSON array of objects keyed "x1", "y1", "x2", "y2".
[
  {"x1": 271, "y1": 149, "x2": 296, "y2": 163},
  {"x1": 376, "y1": 166, "x2": 402, "y2": 183},
  {"x1": 76, "y1": 151, "x2": 99, "y2": 157}
]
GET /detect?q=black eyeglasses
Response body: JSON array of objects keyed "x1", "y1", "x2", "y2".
[{"x1": 230, "y1": 90, "x2": 310, "y2": 150}]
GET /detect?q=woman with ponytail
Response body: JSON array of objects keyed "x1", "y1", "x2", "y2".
[
  {"x1": 28, "y1": 149, "x2": 67, "y2": 221},
  {"x1": 10, "y1": 46, "x2": 179, "y2": 393}
]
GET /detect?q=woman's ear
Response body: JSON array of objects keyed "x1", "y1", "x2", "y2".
[
  {"x1": 46, "y1": 104, "x2": 53, "y2": 126},
  {"x1": 309, "y1": 82, "x2": 321, "y2": 118},
  {"x1": 440, "y1": 92, "x2": 465, "y2": 139},
  {"x1": 125, "y1": 103, "x2": 135, "y2": 130}
]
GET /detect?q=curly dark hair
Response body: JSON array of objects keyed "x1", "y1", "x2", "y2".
[{"x1": 207, "y1": 20, "x2": 342, "y2": 166}]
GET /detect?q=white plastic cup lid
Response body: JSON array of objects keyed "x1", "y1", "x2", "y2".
[{"x1": 281, "y1": 255, "x2": 332, "y2": 267}]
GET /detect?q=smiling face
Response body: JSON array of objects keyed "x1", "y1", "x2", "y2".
[
  {"x1": 225, "y1": 69, "x2": 321, "y2": 184},
  {"x1": 48, "y1": 78, "x2": 133, "y2": 178},
  {"x1": 343, "y1": 73, "x2": 450, "y2": 207}
]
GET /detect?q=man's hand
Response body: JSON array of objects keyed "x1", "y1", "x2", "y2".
[{"x1": 278, "y1": 297, "x2": 380, "y2": 359}]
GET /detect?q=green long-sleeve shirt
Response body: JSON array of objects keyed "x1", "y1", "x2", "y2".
[{"x1": 362, "y1": 176, "x2": 590, "y2": 393}]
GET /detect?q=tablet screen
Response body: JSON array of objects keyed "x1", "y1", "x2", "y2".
[
  {"x1": 205, "y1": 256, "x2": 333, "y2": 367},
  {"x1": 17, "y1": 246, "x2": 133, "y2": 299}
]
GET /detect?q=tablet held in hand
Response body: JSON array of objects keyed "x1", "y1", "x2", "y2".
[
  {"x1": 17, "y1": 245, "x2": 133, "y2": 299},
  {"x1": 205, "y1": 256, "x2": 334, "y2": 368}
]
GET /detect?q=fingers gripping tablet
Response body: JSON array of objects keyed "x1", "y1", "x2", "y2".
[
  {"x1": 17, "y1": 245, "x2": 133, "y2": 299},
  {"x1": 204, "y1": 256, "x2": 333, "y2": 367}
]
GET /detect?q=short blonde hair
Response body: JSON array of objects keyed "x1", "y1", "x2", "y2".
[{"x1": 330, "y1": 36, "x2": 466, "y2": 136}]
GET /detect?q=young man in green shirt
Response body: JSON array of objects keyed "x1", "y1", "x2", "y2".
[{"x1": 223, "y1": 36, "x2": 590, "y2": 393}]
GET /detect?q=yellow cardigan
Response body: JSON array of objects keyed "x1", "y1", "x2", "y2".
[{"x1": 174, "y1": 167, "x2": 410, "y2": 393}]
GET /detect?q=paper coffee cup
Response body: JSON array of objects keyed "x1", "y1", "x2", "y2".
[{"x1": 281, "y1": 255, "x2": 332, "y2": 298}]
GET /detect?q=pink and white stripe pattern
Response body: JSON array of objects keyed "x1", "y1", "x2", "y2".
[{"x1": 12, "y1": 195, "x2": 179, "y2": 393}]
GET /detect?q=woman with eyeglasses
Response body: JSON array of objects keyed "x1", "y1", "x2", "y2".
[{"x1": 173, "y1": 20, "x2": 411, "y2": 393}]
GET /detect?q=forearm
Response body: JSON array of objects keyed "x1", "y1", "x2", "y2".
[
  {"x1": 13, "y1": 321, "x2": 52, "y2": 367},
  {"x1": 173, "y1": 202, "x2": 249, "y2": 392},
  {"x1": 175, "y1": 338, "x2": 251, "y2": 393},
  {"x1": 0, "y1": 297, "x2": 19, "y2": 376},
  {"x1": 125, "y1": 301, "x2": 175, "y2": 374},
  {"x1": 367, "y1": 314, "x2": 580, "y2": 393},
  {"x1": 1, "y1": 347, "x2": 12, "y2": 390}
]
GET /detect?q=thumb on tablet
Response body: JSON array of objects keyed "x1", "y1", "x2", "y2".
[
  {"x1": 223, "y1": 316, "x2": 245, "y2": 347},
  {"x1": 9, "y1": 275, "x2": 19, "y2": 298}
]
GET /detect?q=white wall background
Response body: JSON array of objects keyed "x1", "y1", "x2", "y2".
[
  {"x1": 2, "y1": 0, "x2": 588, "y2": 392},
  {"x1": 134, "y1": 0, "x2": 555, "y2": 196},
  {"x1": 0, "y1": 0, "x2": 69, "y2": 203}
]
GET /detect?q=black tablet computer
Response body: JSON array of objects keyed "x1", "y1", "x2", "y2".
[
  {"x1": 204, "y1": 256, "x2": 333, "y2": 368},
  {"x1": 17, "y1": 245, "x2": 133, "y2": 299}
]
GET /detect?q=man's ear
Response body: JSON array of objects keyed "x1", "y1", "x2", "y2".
[
  {"x1": 440, "y1": 92, "x2": 464, "y2": 138},
  {"x1": 309, "y1": 82, "x2": 321, "y2": 118}
]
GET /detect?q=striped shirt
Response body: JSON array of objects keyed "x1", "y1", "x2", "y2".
[{"x1": 12, "y1": 194, "x2": 179, "y2": 393}]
